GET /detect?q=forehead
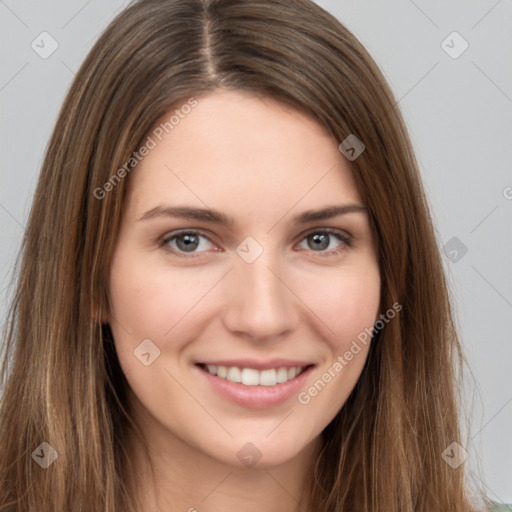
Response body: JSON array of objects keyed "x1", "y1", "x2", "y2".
[{"x1": 125, "y1": 90, "x2": 363, "y2": 220}]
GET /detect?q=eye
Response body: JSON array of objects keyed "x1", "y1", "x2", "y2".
[
  {"x1": 158, "y1": 230, "x2": 217, "y2": 257},
  {"x1": 158, "y1": 228, "x2": 352, "y2": 257},
  {"x1": 296, "y1": 228, "x2": 352, "y2": 256}
]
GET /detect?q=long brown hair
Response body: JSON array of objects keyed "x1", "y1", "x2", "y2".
[{"x1": 0, "y1": 0, "x2": 490, "y2": 510}]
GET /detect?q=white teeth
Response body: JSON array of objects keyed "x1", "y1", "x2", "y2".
[
  {"x1": 259, "y1": 369, "x2": 277, "y2": 386},
  {"x1": 226, "y1": 367, "x2": 242, "y2": 383},
  {"x1": 202, "y1": 364, "x2": 306, "y2": 386},
  {"x1": 287, "y1": 367, "x2": 297, "y2": 379},
  {"x1": 276, "y1": 367, "x2": 289, "y2": 383},
  {"x1": 241, "y1": 368, "x2": 259, "y2": 385}
]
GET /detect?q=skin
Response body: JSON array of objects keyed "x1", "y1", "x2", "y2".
[{"x1": 108, "y1": 89, "x2": 381, "y2": 512}]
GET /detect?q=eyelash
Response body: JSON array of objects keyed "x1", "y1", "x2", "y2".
[{"x1": 157, "y1": 228, "x2": 352, "y2": 258}]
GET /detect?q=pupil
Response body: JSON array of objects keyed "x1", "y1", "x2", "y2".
[
  {"x1": 310, "y1": 233, "x2": 328, "y2": 250},
  {"x1": 178, "y1": 234, "x2": 199, "y2": 251}
]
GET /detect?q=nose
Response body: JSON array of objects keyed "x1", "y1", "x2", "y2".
[{"x1": 221, "y1": 247, "x2": 299, "y2": 341}]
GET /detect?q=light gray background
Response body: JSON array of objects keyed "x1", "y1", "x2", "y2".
[{"x1": 1, "y1": 0, "x2": 511, "y2": 504}]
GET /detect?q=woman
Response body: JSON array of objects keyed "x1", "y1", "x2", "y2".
[{"x1": 0, "y1": 0, "x2": 499, "y2": 510}]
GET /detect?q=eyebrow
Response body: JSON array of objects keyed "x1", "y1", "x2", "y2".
[{"x1": 137, "y1": 204, "x2": 367, "y2": 226}]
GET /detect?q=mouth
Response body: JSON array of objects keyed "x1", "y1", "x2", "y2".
[
  {"x1": 196, "y1": 362, "x2": 314, "y2": 387},
  {"x1": 194, "y1": 361, "x2": 315, "y2": 408}
]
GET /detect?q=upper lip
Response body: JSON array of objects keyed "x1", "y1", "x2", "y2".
[{"x1": 197, "y1": 358, "x2": 315, "y2": 371}]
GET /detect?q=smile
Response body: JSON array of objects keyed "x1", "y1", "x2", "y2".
[
  {"x1": 198, "y1": 363, "x2": 310, "y2": 386},
  {"x1": 194, "y1": 361, "x2": 315, "y2": 409}
]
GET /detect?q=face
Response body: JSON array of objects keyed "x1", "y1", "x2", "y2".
[{"x1": 108, "y1": 89, "x2": 381, "y2": 469}]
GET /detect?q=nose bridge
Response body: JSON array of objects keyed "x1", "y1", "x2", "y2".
[{"x1": 222, "y1": 239, "x2": 297, "y2": 339}]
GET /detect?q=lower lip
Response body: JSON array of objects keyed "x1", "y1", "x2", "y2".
[{"x1": 194, "y1": 364, "x2": 314, "y2": 409}]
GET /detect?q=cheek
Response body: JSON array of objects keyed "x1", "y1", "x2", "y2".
[
  {"x1": 335, "y1": 272, "x2": 381, "y2": 339},
  {"x1": 107, "y1": 251, "x2": 199, "y2": 411},
  {"x1": 109, "y1": 249, "x2": 202, "y2": 337},
  {"x1": 294, "y1": 261, "x2": 380, "y2": 416},
  {"x1": 108, "y1": 247, "x2": 226, "y2": 380},
  {"x1": 300, "y1": 260, "x2": 381, "y2": 344},
  {"x1": 108, "y1": 247, "x2": 174, "y2": 368}
]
